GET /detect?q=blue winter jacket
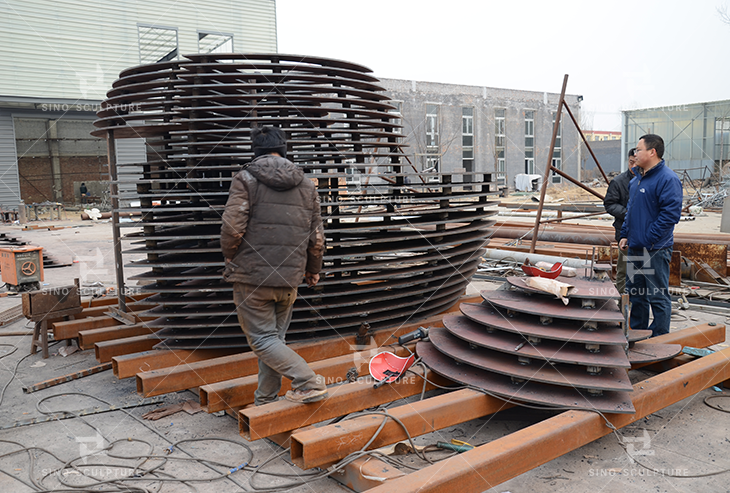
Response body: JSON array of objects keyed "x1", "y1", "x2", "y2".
[{"x1": 620, "y1": 160, "x2": 682, "y2": 250}]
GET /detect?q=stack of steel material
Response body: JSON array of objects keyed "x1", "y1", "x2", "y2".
[
  {"x1": 418, "y1": 276, "x2": 682, "y2": 413},
  {"x1": 92, "y1": 54, "x2": 497, "y2": 349}
]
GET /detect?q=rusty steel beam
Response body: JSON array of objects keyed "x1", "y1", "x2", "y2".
[
  {"x1": 289, "y1": 323, "x2": 724, "y2": 470},
  {"x1": 365, "y1": 345, "x2": 730, "y2": 493},
  {"x1": 73, "y1": 302, "x2": 156, "y2": 320},
  {"x1": 106, "y1": 128, "x2": 127, "y2": 314},
  {"x1": 241, "y1": 326, "x2": 724, "y2": 449},
  {"x1": 52, "y1": 303, "x2": 158, "y2": 340},
  {"x1": 22, "y1": 363, "x2": 112, "y2": 393},
  {"x1": 53, "y1": 316, "x2": 122, "y2": 340},
  {"x1": 113, "y1": 348, "x2": 239, "y2": 379},
  {"x1": 240, "y1": 365, "x2": 451, "y2": 440},
  {"x1": 135, "y1": 305, "x2": 473, "y2": 397},
  {"x1": 630, "y1": 323, "x2": 725, "y2": 371},
  {"x1": 563, "y1": 103, "x2": 610, "y2": 185},
  {"x1": 491, "y1": 227, "x2": 612, "y2": 246},
  {"x1": 79, "y1": 323, "x2": 158, "y2": 350},
  {"x1": 290, "y1": 388, "x2": 514, "y2": 470},
  {"x1": 539, "y1": 211, "x2": 607, "y2": 224},
  {"x1": 630, "y1": 324, "x2": 725, "y2": 372},
  {"x1": 95, "y1": 334, "x2": 159, "y2": 363},
  {"x1": 138, "y1": 352, "x2": 259, "y2": 397},
  {"x1": 530, "y1": 74, "x2": 568, "y2": 254},
  {"x1": 203, "y1": 346, "x2": 412, "y2": 413}
]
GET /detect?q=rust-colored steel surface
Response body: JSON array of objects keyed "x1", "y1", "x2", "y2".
[
  {"x1": 674, "y1": 241, "x2": 727, "y2": 276},
  {"x1": 290, "y1": 388, "x2": 515, "y2": 470},
  {"x1": 442, "y1": 314, "x2": 631, "y2": 367},
  {"x1": 482, "y1": 290, "x2": 624, "y2": 323},
  {"x1": 459, "y1": 303, "x2": 627, "y2": 345},
  {"x1": 93, "y1": 54, "x2": 496, "y2": 349},
  {"x1": 239, "y1": 365, "x2": 449, "y2": 441},
  {"x1": 422, "y1": 277, "x2": 670, "y2": 412},
  {"x1": 289, "y1": 323, "x2": 724, "y2": 470},
  {"x1": 200, "y1": 347, "x2": 409, "y2": 412},
  {"x1": 367, "y1": 346, "x2": 730, "y2": 493},
  {"x1": 112, "y1": 348, "x2": 239, "y2": 379},
  {"x1": 136, "y1": 309, "x2": 468, "y2": 397},
  {"x1": 428, "y1": 327, "x2": 632, "y2": 391},
  {"x1": 627, "y1": 342, "x2": 682, "y2": 363},
  {"x1": 417, "y1": 340, "x2": 635, "y2": 413}
]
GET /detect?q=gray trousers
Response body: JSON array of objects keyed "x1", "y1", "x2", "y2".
[{"x1": 233, "y1": 283, "x2": 325, "y2": 405}]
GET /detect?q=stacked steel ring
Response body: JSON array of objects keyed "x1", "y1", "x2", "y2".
[{"x1": 93, "y1": 54, "x2": 497, "y2": 349}]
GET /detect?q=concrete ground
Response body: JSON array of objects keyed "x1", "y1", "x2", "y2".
[{"x1": 0, "y1": 213, "x2": 728, "y2": 492}]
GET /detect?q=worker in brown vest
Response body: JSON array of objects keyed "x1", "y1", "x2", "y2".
[{"x1": 221, "y1": 126, "x2": 328, "y2": 405}]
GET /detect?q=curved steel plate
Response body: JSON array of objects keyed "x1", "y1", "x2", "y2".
[
  {"x1": 443, "y1": 314, "x2": 631, "y2": 368},
  {"x1": 429, "y1": 327, "x2": 633, "y2": 391},
  {"x1": 417, "y1": 341, "x2": 635, "y2": 414},
  {"x1": 460, "y1": 302, "x2": 628, "y2": 346},
  {"x1": 482, "y1": 290, "x2": 624, "y2": 323}
]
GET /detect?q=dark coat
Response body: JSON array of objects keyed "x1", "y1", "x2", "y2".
[
  {"x1": 603, "y1": 168, "x2": 634, "y2": 242},
  {"x1": 221, "y1": 155, "x2": 325, "y2": 287}
]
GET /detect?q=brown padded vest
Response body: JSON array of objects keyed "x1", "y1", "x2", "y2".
[{"x1": 221, "y1": 155, "x2": 323, "y2": 288}]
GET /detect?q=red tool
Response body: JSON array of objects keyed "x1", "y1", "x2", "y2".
[
  {"x1": 521, "y1": 258, "x2": 563, "y2": 279},
  {"x1": 369, "y1": 352, "x2": 416, "y2": 389}
]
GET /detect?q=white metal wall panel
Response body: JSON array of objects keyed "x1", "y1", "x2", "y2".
[
  {"x1": 0, "y1": 110, "x2": 21, "y2": 209},
  {"x1": 0, "y1": 0, "x2": 277, "y2": 101}
]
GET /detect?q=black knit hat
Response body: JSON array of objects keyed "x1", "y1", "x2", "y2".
[{"x1": 252, "y1": 126, "x2": 287, "y2": 159}]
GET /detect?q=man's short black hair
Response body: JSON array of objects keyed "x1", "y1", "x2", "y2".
[
  {"x1": 628, "y1": 148, "x2": 636, "y2": 158},
  {"x1": 252, "y1": 126, "x2": 287, "y2": 159},
  {"x1": 639, "y1": 134, "x2": 664, "y2": 159}
]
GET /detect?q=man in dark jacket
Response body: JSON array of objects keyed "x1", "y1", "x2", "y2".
[
  {"x1": 619, "y1": 134, "x2": 682, "y2": 337},
  {"x1": 603, "y1": 148, "x2": 637, "y2": 293},
  {"x1": 221, "y1": 126, "x2": 328, "y2": 405}
]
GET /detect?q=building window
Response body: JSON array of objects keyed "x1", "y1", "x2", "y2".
[
  {"x1": 388, "y1": 101, "x2": 403, "y2": 135},
  {"x1": 551, "y1": 112, "x2": 562, "y2": 184},
  {"x1": 524, "y1": 110, "x2": 535, "y2": 174},
  {"x1": 716, "y1": 117, "x2": 730, "y2": 163},
  {"x1": 138, "y1": 25, "x2": 179, "y2": 64},
  {"x1": 198, "y1": 32, "x2": 233, "y2": 53},
  {"x1": 462, "y1": 107, "x2": 474, "y2": 183},
  {"x1": 424, "y1": 104, "x2": 440, "y2": 172},
  {"x1": 495, "y1": 109, "x2": 506, "y2": 173}
]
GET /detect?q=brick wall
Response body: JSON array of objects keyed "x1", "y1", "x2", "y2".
[
  {"x1": 18, "y1": 156, "x2": 107, "y2": 204},
  {"x1": 61, "y1": 156, "x2": 108, "y2": 203},
  {"x1": 18, "y1": 157, "x2": 53, "y2": 204}
]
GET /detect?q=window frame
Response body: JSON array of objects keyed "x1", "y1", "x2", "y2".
[{"x1": 137, "y1": 24, "x2": 179, "y2": 64}]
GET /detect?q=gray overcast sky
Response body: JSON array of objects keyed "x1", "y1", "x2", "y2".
[{"x1": 277, "y1": 0, "x2": 730, "y2": 131}]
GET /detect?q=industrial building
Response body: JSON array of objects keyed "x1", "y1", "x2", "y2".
[
  {"x1": 621, "y1": 100, "x2": 730, "y2": 179},
  {"x1": 0, "y1": 0, "x2": 277, "y2": 208},
  {"x1": 0, "y1": 0, "x2": 584, "y2": 210},
  {"x1": 379, "y1": 78, "x2": 584, "y2": 189}
]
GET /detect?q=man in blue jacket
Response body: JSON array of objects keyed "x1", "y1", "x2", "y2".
[{"x1": 619, "y1": 134, "x2": 682, "y2": 337}]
